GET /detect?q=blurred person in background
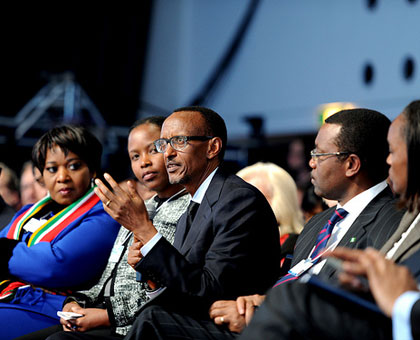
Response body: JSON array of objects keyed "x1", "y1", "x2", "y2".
[
  {"x1": 301, "y1": 183, "x2": 329, "y2": 223},
  {"x1": 237, "y1": 162, "x2": 303, "y2": 264},
  {"x1": 0, "y1": 162, "x2": 22, "y2": 211},
  {"x1": 20, "y1": 161, "x2": 48, "y2": 206},
  {"x1": 0, "y1": 167, "x2": 16, "y2": 231}
]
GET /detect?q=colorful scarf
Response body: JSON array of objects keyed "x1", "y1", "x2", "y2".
[{"x1": 6, "y1": 187, "x2": 100, "y2": 246}]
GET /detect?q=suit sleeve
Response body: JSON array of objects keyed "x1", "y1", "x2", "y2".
[
  {"x1": 135, "y1": 185, "x2": 280, "y2": 304},
  {"x1": 411, "y1": 298, "x2": 420, "y2": 339},
  {"x1": 5, "y1": 202, "x2": 120, "y2": 289},
  {"x1": 241, "y1": 276, "x2": 391, "y2": 340}
]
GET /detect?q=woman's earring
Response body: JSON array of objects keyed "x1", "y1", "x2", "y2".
[{"x1": 91, "y1": 178, "x2": 95, "y2": 188}]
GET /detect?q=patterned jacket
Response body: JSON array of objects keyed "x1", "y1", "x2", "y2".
[{"x1": 68, "y1": 190, "x2": 190, "y2": 335}]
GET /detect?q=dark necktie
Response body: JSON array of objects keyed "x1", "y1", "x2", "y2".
[
  {"x1": 273, "y1": 208, "x2": 349, "y2": 287},
  {"x1": 183, "y1": 201, "x2": 200, "y2": 243},
  {"x1": 173, "y1": 201, "x2": 200, "y2": 250}
]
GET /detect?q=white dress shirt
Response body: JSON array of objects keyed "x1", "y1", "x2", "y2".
[
  {"x1": 141, "y1": 167, "x2": 218, "y2": 256},
  {"x1": 393, "y1": 291, "x2": 420, "y2": 340},
  {"x1": 309, "y1": 180, "x2": 387, "y2": 275}
]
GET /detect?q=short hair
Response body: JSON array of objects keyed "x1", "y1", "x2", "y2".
[
  {"x1": 129, "y1": 116, "x2": 166, "y2": 134},
  {"x1": 401, "y1": 100, "x2": 420, "y2": 211},
  {"x1": 173, "y1": 106, "x2": 227, "y2": 160},
  {"x1": 32, "y1": 125, "x2": 103, "y2": 175},
  {"x1": 325, "y1": 108, "x2": 391, "y2": 184},
  {"x1": 237, "y1": 162, "x2": 304, "y2": 235}
]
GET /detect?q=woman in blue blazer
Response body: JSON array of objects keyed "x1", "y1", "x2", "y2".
[{"x1": 0, "y1": 125, "x2": 120, "y2": 339}]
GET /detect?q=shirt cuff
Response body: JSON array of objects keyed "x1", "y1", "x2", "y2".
[
  {"x1": 146, "y1": 287, "x2": 164, "y2": 300},
  {"x1": 392, "y1": 291, "x2": 420, "y2": 340},
  {"x1": 140, "y1": 232, "x2": 162, "y2": 257}
]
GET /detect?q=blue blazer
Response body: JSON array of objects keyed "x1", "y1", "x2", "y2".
[{"x1": 0, "y1": 199, "x2": 120, "y2": 289}]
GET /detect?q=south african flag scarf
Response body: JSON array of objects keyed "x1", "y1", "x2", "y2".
[{"x1": 6, "y1": 187, "x2": 100, "y2": 246}]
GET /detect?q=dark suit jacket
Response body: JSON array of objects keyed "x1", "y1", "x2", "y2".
[
  {"x1": 291, "y1": 186, "x2": 404, "y2": 279},
  {"x1": 241, "y1": 202, "x2": 413, "y2": 340},
  {"x1": 135, "y1": 167, "x2": 280, "y2": 312}
]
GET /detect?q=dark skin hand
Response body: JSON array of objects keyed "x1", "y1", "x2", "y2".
[
  {"x1": 209, "y1": 300, "x2": 246, "y2": 333},
  {"x1": 127, "y1": 237, "x2": 143, "y2": 269},
  {"x1": 209, "y1": 294, "x2": 265, "y2": 333},
  {"x1": 236, "y1": 294, "x2": 265, "y2": 324},
  {"x1": 96, "y1": 173, "x2": 158, "y2": 286},
  {"x1": 61, "y1": 303, "x2": 110, "y2": 333},
  {"x1": 94, "y1": 173, "x2": 157, "y2": 244},
  {"x1": 327, "y1": 247, "x2": 419, "y2": 317}
]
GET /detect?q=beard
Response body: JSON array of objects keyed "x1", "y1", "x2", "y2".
[{"x1": 169, "y1": 173, "x2": 191, "y2": 185}]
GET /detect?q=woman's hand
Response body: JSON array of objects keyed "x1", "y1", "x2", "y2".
[
  {"x1": 61, "y1": 305, "x2": 110, "y2": 333},
  {"x1": 94, "y1": 173, "x2": 157, "y2": 244},
  {"x1": 328, "y1": 247, "x2": 419, "y2": 316}
]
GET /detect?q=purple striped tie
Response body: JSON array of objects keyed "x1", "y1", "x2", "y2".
[{"x1": 273, "y1": 208, "x2": 348, "y2": 287}]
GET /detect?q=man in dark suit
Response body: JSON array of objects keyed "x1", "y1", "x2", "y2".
[
  {"x1": 239, "y1": 101, "x2": 420, "y2": 340},
  {"x1": 289, "y1": 108, "x2": 401, "y2": 273},
  {"x1": 204, "y1": 109, "x2": 403, "y2": 334},
  {"x1": 118, "y1": 108, "x2": 403, "y2": 340},
  {"x1": 118, "y1": 106, "x2": 280, "y2": 340}
]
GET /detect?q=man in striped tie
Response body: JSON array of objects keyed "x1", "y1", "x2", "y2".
[
  {"x1": 239, "y1": 100, "x2": 420, "y2": 340},
  {"x1": 152, "y1": 108, "x2": 404, "y2": 340},
  {"x1": 207, "y1": 108, "x2": 403, "y2": 337}
]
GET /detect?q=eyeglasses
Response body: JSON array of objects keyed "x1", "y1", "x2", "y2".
[
  {"x1": 154, "y1": 135, "x2": 214, "y2": 153},
  {"x1": 310, "y1": 149, "x2": 350, "y2": 160}
]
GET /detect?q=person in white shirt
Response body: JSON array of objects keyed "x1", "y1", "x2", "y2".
[{"x1": 240, "y1": 100, "x2": 420, "y2": 340}]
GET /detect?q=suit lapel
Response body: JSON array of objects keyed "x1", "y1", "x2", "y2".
[
  {"x1": 389, "y1": 212, "x2": 420, "y2": 262},
  {"x1": 180, "y1": 200, "x2": 210, "y2": 254},
  {"x1": 179, "y1": 168, "x2": 225, "y2": 255},
  {"x1": 338, "y1": 217, "x2": 369, "y2": 248},
  {"x1": 380, "y1": 211, "x2": 417, "y2": 255},
  {"x1": 173, "y1": 212, "x2": 188, "y2": 250},
  {"x1": 322, "y1": 187, "x2": 393, "y2": 278},
  {"x1": 338, "y1": 187, "x2": 393, "y2": 247}
]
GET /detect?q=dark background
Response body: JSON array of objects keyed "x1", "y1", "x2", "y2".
[
  {"x1": 0, "y1": 7, "x2": 153, "y2": 180},
  {"x1": 0, "y1": 7, "x2": 314, "y2": 186}
]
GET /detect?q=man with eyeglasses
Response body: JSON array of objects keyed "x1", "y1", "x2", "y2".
[
  {"x1": 286, "y1": 109, "x2": 403, "y2": 280},
  {"x1": 122, "y1": 106, "x2": 280, "y2": 340},
  {"x1": 135, "y1": 108, "x2": 403, "y2": 340}
]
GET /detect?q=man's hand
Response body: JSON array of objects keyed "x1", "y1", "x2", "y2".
[
  {"x1": 127, "y1": 238, "x2": 143, "y2": 269},
  {"x1": 236, "y1": 294, "x2": 265, "y2": 324},
  {"x1": 60, "y1": 305, "x2": 110, "y2": 333},
  {"x1": 209, "y1": 300, "x2": 246, "y2": 333},
  {"x1": 94, "y1": 173, "x2": 157, "y2": 244},
  {"x1": 328, "y1": 247, "x2": 419, "y2": 316}
]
